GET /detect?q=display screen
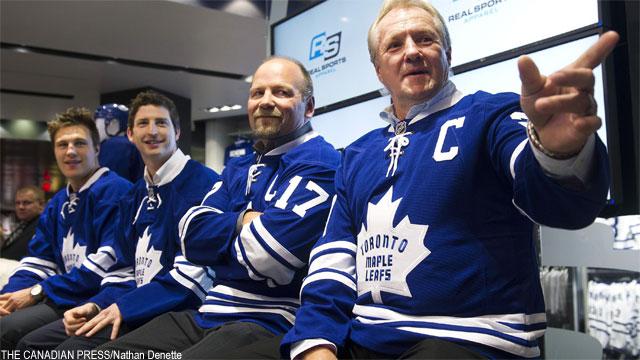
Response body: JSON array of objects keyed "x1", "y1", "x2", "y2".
[
  {"x1": 272, "y1": 0, "x2": 599, "y2": 107},
  {"x1": 433, "y1": 0, "x2": 599, "y2": 67},
  {"x1": 452, "y1": 34, "x2": 607, "y2": 147}
]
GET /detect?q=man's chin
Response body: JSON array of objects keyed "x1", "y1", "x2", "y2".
[{"x1": 252, "y1": 128, "x2": 281, "y2": 140}]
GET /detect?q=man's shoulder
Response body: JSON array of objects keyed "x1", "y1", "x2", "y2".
[
  {"x1": 342, "y1": 126, "x2": 388, "y2": 156},
  {"x1": 88, "y1": 170, "x2": 133, "y2": 197},
  {"x1": 458, "y1": 91, "x2": 520, "y2": 110},
  {"x1": 283, "y1": 135, "x2": 341, "y2": 169}
]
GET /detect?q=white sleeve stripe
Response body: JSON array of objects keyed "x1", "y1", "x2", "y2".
[
  {"x1": 101, "y1": 276, "x2": 134, "y2": 285},
  {"x1": 204, "y1": 295, "x2": 298, "y2": 313},
  {"x1": 253, "y1": 217, "x2": 305, "y2": 268},
  {"x1": 308, "y1": 252, "x2": 355, "y2": 277},
  {"x1": 198, "y1": 304, "x2": 296, "y2": 324},
  {"x1": 178, "y1": 206, "x2": 223, "y2": 259},
  {"x1": 83, "y1": 260, "x2": 107, "y2": 277},
  {"x1": 19, "y1": 257, "x2": 58, "y2": 271},
  {"x1": 234, "y1": 234, "x2": 264, "y2": 282},
  {"x1": 208, "y1": 284, "x2": 300, "y2": 305},
  {"x1": 301, "y1": 271, "x2": 356, "y2": 295},
  {"x1": 95, "y1": 246, "x2": 116, "y2": 261},
  {"x1": 510, "y1": 138, "x2": 529, "y2": 180},
  {"x1": 310, "y1": 240, "x2": 357, "y2": 260},
  {"x1": 169, "y1": 268, "x2": 207, "y2": 299},
  {"x1": 86, "y1": 251, "x2": 117, "y2": 271},
  {"x1": 239, "y1": 223, "x2": 295, "y2": 286},
  {"x1": 10, "y1": 266, "x2": 50, "y2": 280}
]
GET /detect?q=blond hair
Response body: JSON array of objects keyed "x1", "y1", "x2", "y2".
[{"x1": 367, "y1": 0, "x2": 451, "y2": 65}]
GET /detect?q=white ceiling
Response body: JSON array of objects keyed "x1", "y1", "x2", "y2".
[{"x1": 0, "y1": 0, "x2": 269, "y2": 124}]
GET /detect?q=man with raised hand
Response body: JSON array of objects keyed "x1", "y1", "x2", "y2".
[
  {"x1": 87, "y1": 57, "x2": 340, "y2": 359},
  {"x1": 0, "y1": 108, "x2": 132, "y2": 349},
  {"x1": 282, "y1": 0, "x2": 617, "y2": 359},
  {"x1": 17, "y1": 91, "x2": 219, "y2": 351}
]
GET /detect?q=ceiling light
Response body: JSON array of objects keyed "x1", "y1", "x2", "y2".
[{"x1": 231, "y1": 104, "x2": 242, "y2": 110}]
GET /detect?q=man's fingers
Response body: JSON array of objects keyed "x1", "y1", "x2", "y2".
[
  {"x1": 571, "y1": 31, "x2": 619, "y2": 69},
  {"x1": 75, "y1": 315, "x2": 100, "y2": 336},
  {"x1": 110, "y1": 319, "x2": 121, "y2": 340},
  {"x1": 0, "y1": 307, "x2": 11, "y2": 316},
  {"x1": 85, "y1": 317, "x2": 110, "y2": 338},
  {"x1": 518, "y1": 55, "x2": 546, "y2": 97},
  {"x1": 0, "y1": 293, "x2": 11, "y2": 300},
  {"x1": 548, "y1": 68, "x2": 595, "y2": 92},
  {"x1": 535, "y1": 92, "x2": 597, "y2": 116}
]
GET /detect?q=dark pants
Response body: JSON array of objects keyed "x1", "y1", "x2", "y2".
[
  {"x1": 346, "y1": 338, "x2": 487, "y2": 359},
  {"x1": 0, "y1": 300, "x2": 64, "y2": 350},
  {"x1": 96, "y1": 311, "x2": 282, "y2": 359},
  {"x1": 16, "y1": 318, "x2": 126, "y2": 351}
]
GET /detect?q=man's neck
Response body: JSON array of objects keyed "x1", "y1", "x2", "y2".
[
  {"x1": 144, "y1": 151, "x2": 175, "y2": 181},
  {"x1": 253, "y1": 121, "x2": 312, "y2": 155},
  {"x1": 69, "y1": 167, "x2": 99, "y2": 192}
]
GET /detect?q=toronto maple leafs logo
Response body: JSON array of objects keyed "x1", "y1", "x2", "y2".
[
  {"x1": 61, "y1": 229, "x2": 86, "y2": 272},
  {"x1": 134, "y1": 226, "x2": 162, "y2": 286},
  {"x1": 357, "y1": 187, "x2": 429, "y2": 304}
]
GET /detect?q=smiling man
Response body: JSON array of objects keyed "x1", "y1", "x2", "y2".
[
  {"x1": 282, "y1": 0, "x2": 617, "y2": 359},
  {"x1": 16, "y1": 91, "x2": 220, "y2": 352},
  {"x1": 0, "y1": 108, "x2": 132, "y2": 350},
  {"x1": 71, "y1": 57, "x2": 341, "y2": 359}
]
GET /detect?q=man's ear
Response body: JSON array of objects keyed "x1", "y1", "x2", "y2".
[
  {"x1": 127, "y1": 127, "x2": 134, "y2": 142},
  {"x1": 175, "y1": 128, "x2": 181, "y2": 141},
  {"x1": 305, "y1": 96, "x2": 315, "y2": 118}
]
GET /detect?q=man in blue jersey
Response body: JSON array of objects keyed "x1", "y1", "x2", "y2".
[
  {"x1": 0, "y1": 108, "x2": 132, "y2": 349},
  {"x1": 76, "y1": 57, "x2": 340, "y2": 358},
  {"x1": 282, "y1": 0, "x2": 618, "y2": 359},
  {"x1": 16, "y1": 91, "x2": 219, "y2": 351}
]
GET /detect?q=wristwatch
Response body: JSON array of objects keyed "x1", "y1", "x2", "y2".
[{"x1": 30, "y1": 284, "x2": 45, "y2": 302}]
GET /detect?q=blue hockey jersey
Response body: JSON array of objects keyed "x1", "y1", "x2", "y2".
[
  {"x1": 179, "y1": 132, "x2": 340, "y2": 335},
  {"x1": 88, "y1": 150, "x2": 219, "y2": 326},
  {"x1": 99, "y1": 136, "x2": 144, "y2": 183},
  {"x1": 282, "y1": 89, "x2": 610, "y2": 358},
  {"x1": 1, "y1": 168, "x2": 132, "y2": 308}
]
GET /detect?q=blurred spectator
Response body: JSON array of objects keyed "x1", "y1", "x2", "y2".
[{"x1": 1, "y1": 186, "x2": 45, "y2": 261}]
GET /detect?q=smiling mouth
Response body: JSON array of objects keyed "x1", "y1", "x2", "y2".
[{"x1": 404, "y1": 70, "x2": 429, "y2": 77}]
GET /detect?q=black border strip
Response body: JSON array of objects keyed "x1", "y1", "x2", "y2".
[
  {"x1": 0, "y1": 88, "x2": 74, "y2": 100},
  {"x1": 1, "y1": 42, "x2": 246, "y2": 80}
]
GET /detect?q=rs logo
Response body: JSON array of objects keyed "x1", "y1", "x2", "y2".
[{"x1": 309, "y1": 32, "x2": 342, "y2": 61}]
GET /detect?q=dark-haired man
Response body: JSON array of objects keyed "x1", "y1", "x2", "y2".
[
  {"x1": 75, "y1": 57, "x2": 341, "y2": 358},
  {"x1": 17, "y1": 91, "x2": 219, "y2": 351},
  {"x1": 0, "y1": 108, "x2": 132, "y2": 349},
  {"x1": 282, "y1": 0, "x2": 617, "y2": 359}
]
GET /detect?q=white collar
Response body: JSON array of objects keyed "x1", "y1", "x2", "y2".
[
  {"x1": 143, "y1": 149, "x2": 190, "y2": 187},
  {"x1": 263, "y1": 131, "x2": 319, "y2": 157},
  {"x1": 66, "y1": 167, "x2": 109, "y2": 195},
  {"x1": 380, "y1": 81, "x2": 464, "y2": 131}
]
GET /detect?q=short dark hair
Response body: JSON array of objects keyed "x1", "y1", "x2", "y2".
[
  {"x1": 258, "y1": 56, "x2": 314, "y2": 99},
  {"x1": 128, "y1": 91, "x2": 180, "y2": 131},
  {"x1": 47, "y1": 107, "x2": 100, "y2": 149},
  {"x1": 16, "y1": 185, "x2": 45, "y2": 204}
]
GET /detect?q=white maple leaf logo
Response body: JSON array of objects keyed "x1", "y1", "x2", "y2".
[
  {"x1": 134, "y1": 226, "x2": 163, "y2": 286},
  {"x1": 356, "y1": 186, "x2": 430, "y2": 304},
  {"x1": 61, "y1": 229, "x2": 86, "y2": 272}
]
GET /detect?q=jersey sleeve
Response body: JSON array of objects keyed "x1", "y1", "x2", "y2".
[
  {"x1": 1, "y1": 204, "x2": 60, "y2": 293},
  {"x1": 41, "y1": 190, "x2": 133, "y2": 308},
  {"x1": 181, "y1": 161, "x2": 337, "y2": 288},
  {"x1": 86, "y1": 198, "x2": 137, "y2": 309},
  {"x1": 485, "y1": 99, "x2": 609, "y2": 229},
  {"x1": 178, "y1": 168, "x2": 241, "y2": 266},
  {"x1": 115, "y1": 250, "x2": 214, "y2": 326},
  {"x1": 281, "y1": 163, "x2": 357, "y2": 355}
]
